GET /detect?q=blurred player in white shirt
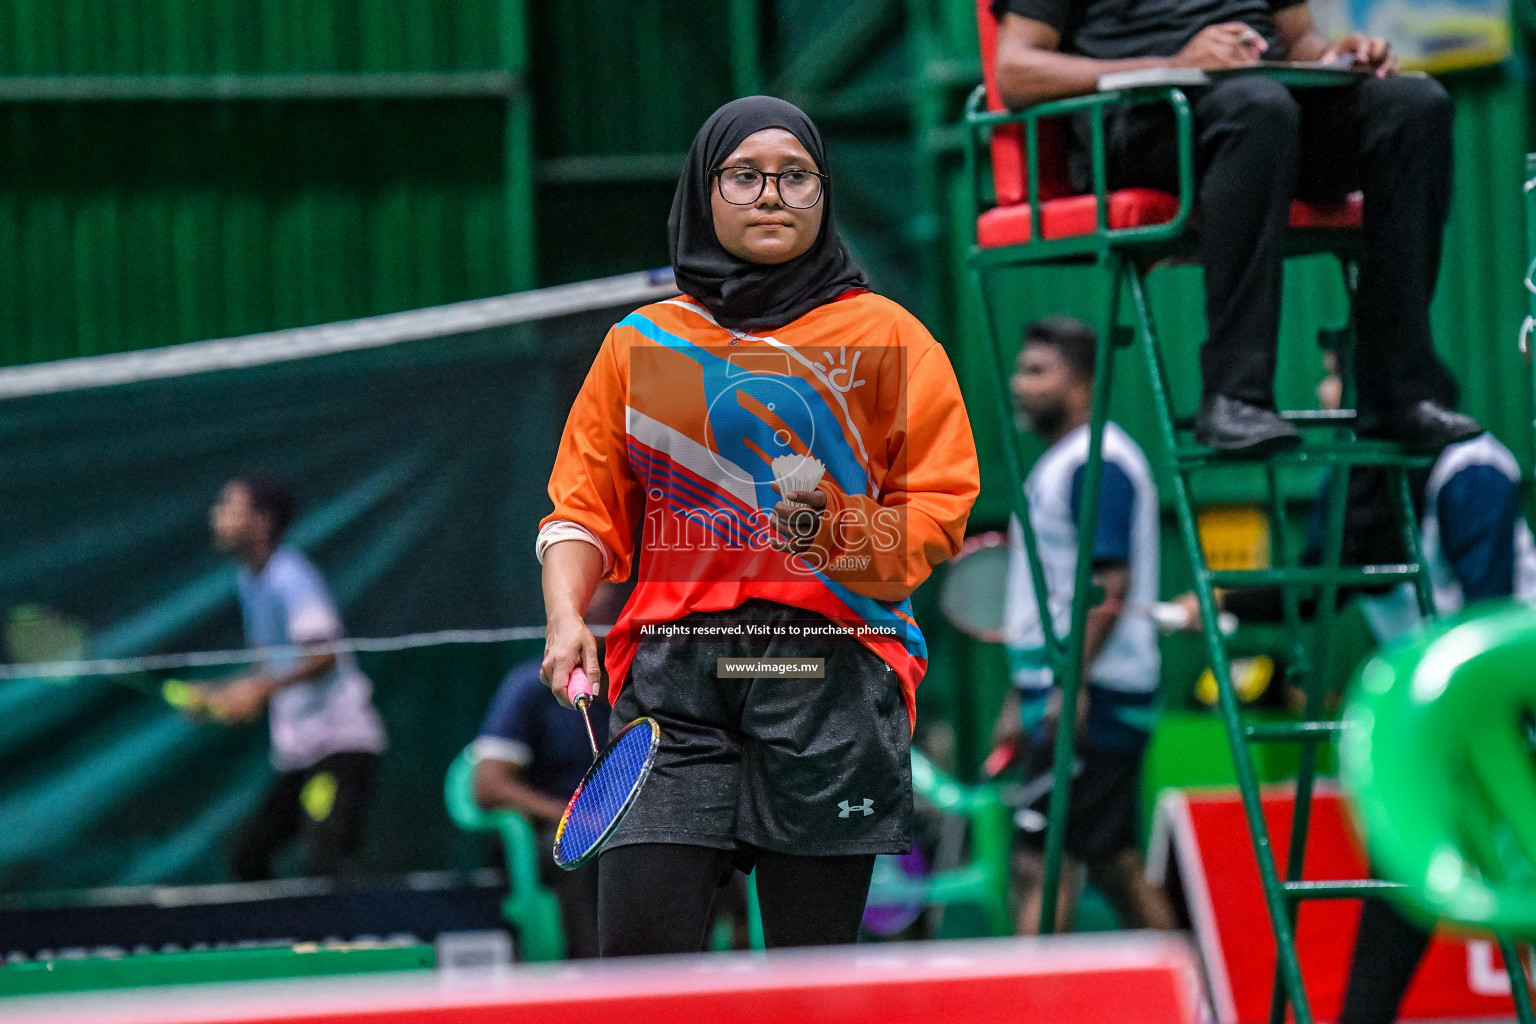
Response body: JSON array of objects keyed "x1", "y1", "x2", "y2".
[{"x1": 193, "y1": 472, "x2": 387, "y2": 881}]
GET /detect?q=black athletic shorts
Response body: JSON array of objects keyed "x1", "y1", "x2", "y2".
[
  {"x1": 1016, "y1": 743, "x2": 1143, "y2": 865},
  {"x1": 607, "y1": 599, "x2": 913, "y2": 858}
]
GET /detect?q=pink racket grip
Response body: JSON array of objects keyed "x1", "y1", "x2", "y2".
[{"x1": 567, "y1": 667, "x2": 594, "y2": 708}]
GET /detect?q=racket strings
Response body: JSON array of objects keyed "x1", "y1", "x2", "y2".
[{"x1": 555, "y1": 719, "x2": 657, "y2": 866}]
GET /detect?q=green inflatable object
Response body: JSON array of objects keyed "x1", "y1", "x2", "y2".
[{"x1": 1340, "y1": 600, "x2": 1536, "y2": 933}]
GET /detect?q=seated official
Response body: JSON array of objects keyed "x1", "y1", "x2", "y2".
[
  {"x1": 473, "y1": 654, "x2": 610, "y2": 958},
  {"x1": 990, "y1": 0, "x2": 1480, "y2": 455},
  {"x1": 472, "y1": 585, "x2": 626, "y2": 959}
]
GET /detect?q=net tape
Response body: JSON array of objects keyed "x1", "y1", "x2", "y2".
[
  {"x1": 0, "y1": 267, "x2": 678, "y2": 399},
  {"x1": 0, "y1": 624, "x2": 614, "y2": 681}
]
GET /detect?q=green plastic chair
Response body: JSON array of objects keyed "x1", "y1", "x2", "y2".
[
  {"x1": 862, "y1": 749, "x2": 1012, "y2": 936},
  {"x1": 443, "y1": 745, "x2": 566, "y2": 961},
  {"x1": 1340, "y1": 600, "x2": 1536, "y2": 934}
]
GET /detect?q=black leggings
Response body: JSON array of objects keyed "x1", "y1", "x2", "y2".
[{"x1": 598, "y1": 843, "x2": 875, "y2": 957}]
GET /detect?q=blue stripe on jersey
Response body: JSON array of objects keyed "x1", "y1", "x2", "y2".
[
  {"x1": 628, "y1": 442, "x2": 756, "y2": 541},
  {"x1": 814, "y1": 573, "x2": 928, "y2": 660}
]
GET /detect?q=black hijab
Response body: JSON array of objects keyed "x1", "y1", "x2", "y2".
[{"x1": 668, "y1": 96, "x2": 867, "y2": 333}]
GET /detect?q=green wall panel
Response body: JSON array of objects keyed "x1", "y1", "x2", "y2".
[
  {"x1": 0, "y1": 0, "x2": 517, "y2": 366},
  {"x1": 530, "y1": 0, "x2": 733, "y2": 160},
  {"x1": 0, "y1": 1, "x2": 502, "y2": 75},
  {"x1": 0, "y1": 0, "x2": 748, "y2": 368},
  {"x1": 0, "y1": 101, "x2": 509, "y2": 365}
]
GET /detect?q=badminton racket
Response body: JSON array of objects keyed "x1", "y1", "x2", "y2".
[
  {"x1": 552, "y1": 667, "x2": 660, "y2": 870},
  {"x1": 940, "y1": 530, "x2": 1238, "y2": 640}
]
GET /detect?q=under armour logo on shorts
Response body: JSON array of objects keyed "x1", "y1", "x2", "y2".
[{"x1": 838, "y1": 798, "x2": 874, "y2": 818}]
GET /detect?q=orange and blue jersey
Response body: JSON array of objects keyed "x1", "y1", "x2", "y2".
[{"x1": 539, "y1": 290, "x2": 979, "y2": 726}]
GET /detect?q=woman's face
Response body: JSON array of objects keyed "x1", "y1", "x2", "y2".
[{"x1": 710, "y1": 128, "x2": 825, "y2": 265}]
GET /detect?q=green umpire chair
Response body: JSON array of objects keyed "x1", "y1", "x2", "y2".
[{"x1": 443, "y1": 744, "x2": 566, "y2": 961}]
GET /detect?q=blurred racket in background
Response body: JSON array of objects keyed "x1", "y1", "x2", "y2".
[
  {"x1": 945, "y1": 531, "x2": 1239, "y2": 778},
  {"x1": 939, "y1": 530, "x2": 1238, "y2": 642}
]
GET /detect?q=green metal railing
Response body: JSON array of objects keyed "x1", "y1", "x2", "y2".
[
  {"x1": 961, "y1": 80, "x2": 1195, "y2": 935},
  {"x1": 1123, "y1": 261, "x2": 1476, "y2": 1024},
  {"x1": 1525, "y1": 153, "x2": 1536, "y2": 462},
  {"x1": 0, "y1": 0, "x2": 537, "y2": 296},
  {"x1": 442, "y1": 745, "x2": 567, "y2": 962},
  {"x1": 961, "y1": 85, "x2": 1196, "y2": 265}
]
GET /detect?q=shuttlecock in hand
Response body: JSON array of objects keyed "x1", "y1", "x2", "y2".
[{"x1": 771, "y1": 454, "x2": 826, "y2": 500}]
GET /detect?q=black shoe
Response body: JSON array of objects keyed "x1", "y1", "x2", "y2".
[
  {"x1": 1195, "y1": 396, "x2": 1302, "y2": 455},
  {"x1": 1368, "y1": 400, "x2": 1482, "y2": 451}
]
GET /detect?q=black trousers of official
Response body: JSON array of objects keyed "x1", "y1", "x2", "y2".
[
  {"x1": 1086, "y1": 73, "x2": 1458, "y2": 414},
  {"x1": 232, "y1": 751, "x2": 378, "y2": 882},
  {"x1": 1337, "y1": 897, "x2": 1434, "y2": 1024}
]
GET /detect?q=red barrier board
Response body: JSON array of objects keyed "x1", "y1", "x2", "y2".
[
  {"x1": 1148, "y1": 785, "x2": 1530, "y2": 1023},
  {"x1": 4, "y1": 935, "x2": 1204, "y2": 1024}
]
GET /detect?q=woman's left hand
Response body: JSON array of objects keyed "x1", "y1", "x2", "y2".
[{"x1": 769, "y1": 484, "x2": 826, "y2": 555}]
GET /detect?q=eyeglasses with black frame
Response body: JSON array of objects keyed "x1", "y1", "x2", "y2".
[{"x1": 712, "y1": 166, "x2": 826, "y2": 209}]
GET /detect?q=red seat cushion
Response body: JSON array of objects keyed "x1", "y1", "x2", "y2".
[
  {"x1": 976, "y1": 190, "x2": 1363, "y2": 248},
  {"x1": 977, "y1": 189, "x2": 1180, "y2": 246}
]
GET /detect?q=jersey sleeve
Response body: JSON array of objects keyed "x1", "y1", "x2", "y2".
[
  {"x1": 539, "y1": 326, "x2": 645, "y2": 582},
  {"x1": 474, "y1": 668, "x2": 543, "y2": 766},
  {"x1": 808, "y1": 340, "x2": 980, "y2": 603},
  {"x1": 991, "y1": 0, "x2": 1070, "y2": 35},
  {"x1": 1069, "y1": 460, "x2": 1135, "y2": 565},
  {"x1": 1437, "y1": 464, "x2": 1519, "y2": 603},
  {"x1": 275, "y1": 559, "x2": 344, "y2": 643}
]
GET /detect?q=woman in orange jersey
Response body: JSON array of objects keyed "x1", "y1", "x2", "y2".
[{"x1": 538, "y1": 96, "x2": 979, "y2": 955}]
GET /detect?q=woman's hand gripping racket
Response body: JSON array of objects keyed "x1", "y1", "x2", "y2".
[{"x1": 552, "y1": 667, "x2": 660, "y2": 870}]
